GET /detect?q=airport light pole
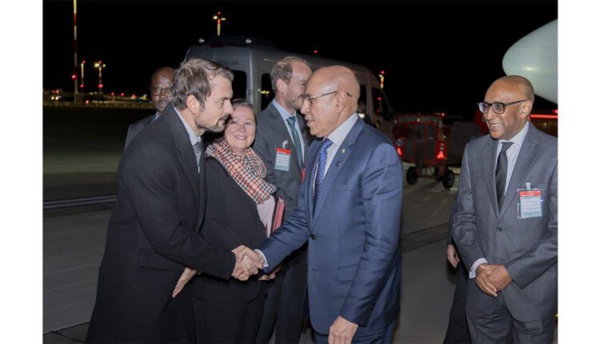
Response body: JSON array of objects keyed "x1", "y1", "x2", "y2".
[
  {"x1": 80, "y1": 60, "x2": 85, "y2": 92},
  {"x1": 94, "y1": 61, "x2": 105, "y2": 92},
  {"x1": 73, "y1": 0, "x2": 79, "y2": 101},
  {"x1": 213, "y1": 11, "x2": 226, "y2": 36}
]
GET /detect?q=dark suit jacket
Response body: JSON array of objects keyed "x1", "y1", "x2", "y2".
[
  {"x1": 86, "y1": 104, "x2": 236, "y2": 343},
  {"x1": 191, "y1": 157, "x2": 267, "y2": 303},
  {"x1": 124, "y1": 113, "x2": 156, "y2": 149},
  {"x1": 253, "y1": 102, "x2": 313, "y2": 221},
  {"x1": 259, "y1": 118, "x2": 404, "y2": 334},
  {"x1": 453, "y1": 123, "x2": 558, "y2": 322}
]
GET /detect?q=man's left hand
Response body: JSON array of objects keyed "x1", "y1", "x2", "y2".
[
  {"x1": 172, "y1": 267, "x2": 198, "y2": 298},
  {"x1": 328, "y1": 316, "x2": 358, "y2": 344}
]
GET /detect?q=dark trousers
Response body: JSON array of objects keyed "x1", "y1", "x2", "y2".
[
  {"x1": 443, "y1": 262, "x2": 471, "y2": 344},
  {"x1": 466, "y1": 294, "x2": 555, "y2": 343},
  {"x1": 255, "y1": 244, "x2": 308, "y2": 343},
  {"x1": 193, "y1": 294, "x2": 264, "y2": 343}
]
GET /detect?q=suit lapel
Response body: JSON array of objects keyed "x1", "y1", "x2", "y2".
[
  {"x1": 312, "y1": 120, "x2": 364, "y2": 222},
  {"x1": 305, "y1": 140, "x2": 320, "y2": 223},
  {"x1": 163, "y1": 106, "x2": 204, "y2": 228},
  {"x1": 482, "y1": 137, "x2": 499, "y2": 214},
  {"x1": 499, "y1": 126, "x2": 540, "y2": 218}
]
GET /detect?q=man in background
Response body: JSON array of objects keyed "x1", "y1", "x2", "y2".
[
  {"x1": 253, "y1": 56, "x2": 314, "y2": 343},
  {"x1": 453, "y1": 75, "x2": 557, "y2": 343},
  {"x1": 124, "y1": 66, "x2": 175, "y2": 148}
]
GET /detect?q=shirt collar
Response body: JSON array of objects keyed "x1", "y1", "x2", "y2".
[
  {"x1": 174, "y1": 108, "x2": 202, "y2": 146},
  {"x1": 272, "y1": 99, "x2": 296, "y2": 120},
  {"x1": 500, "y1": 121, "x2": 529, "y2": 148},
  {"x1": 326, "y1": 113, "x2": 359, "y2": 147}
]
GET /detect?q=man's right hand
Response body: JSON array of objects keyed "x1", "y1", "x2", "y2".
[
  {"x1": 231, "y1": 245, "x2": 263, "y2": 281},
  {"x1": 475, "y1": 264, "x2": 498, "y2": 297}
]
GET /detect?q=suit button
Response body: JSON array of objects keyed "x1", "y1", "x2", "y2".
[
  {"x1": 310, "y1": 234, "x2": 316, "y2": 240},
  {"x1": 497, "y1": 227, "x2": 503, "y2": 232}
]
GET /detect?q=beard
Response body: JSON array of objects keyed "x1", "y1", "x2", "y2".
[{"x1": 198, "y1": 115, "x2": 228, "y2": 133}]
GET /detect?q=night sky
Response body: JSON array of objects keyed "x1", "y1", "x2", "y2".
[{"x1": 43, "y1": 0, "x2": 558, "y2": 119}]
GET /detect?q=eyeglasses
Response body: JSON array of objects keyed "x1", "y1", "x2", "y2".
[
  {"x1": 301, "y1": 90, "x2": 352, "y2": 106},
  {"x1": 477, "y1": 99, "x2": 527, "y2": 115},
  {"x1": 149, "y1": 86, "x2": 172, "y2": 96}
]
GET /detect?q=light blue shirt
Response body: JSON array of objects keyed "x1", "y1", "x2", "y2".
[
  {"x1": 272, "y1": 100, "x2": 305, "y2": 159},
  {"x1": 320, "y1": 113, "x2": 359, "y2": 176}
]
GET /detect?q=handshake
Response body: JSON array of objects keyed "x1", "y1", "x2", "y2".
[
  {"x1": 171, "y1": 245, "x2": 266, "y2": 298},
  {"x1": 231, "y1": 245, "x2": 265, "y2": 281}
]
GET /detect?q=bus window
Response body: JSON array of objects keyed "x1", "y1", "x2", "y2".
[
  {"x1": 260, "y1": 73, "x2": 274, "y2": 110},
  {"x1": 231, "y1": 70, "x2": 247, "y2": 101}
]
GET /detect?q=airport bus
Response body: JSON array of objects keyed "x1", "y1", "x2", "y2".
[{"x1": 184, "y1": 36, "x2": 395, "y2": 140}]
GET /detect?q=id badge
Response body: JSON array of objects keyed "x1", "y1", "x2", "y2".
[
  {"x1": 517, "y1": 183, "x2": 543, "y2": 218},
  {"x1": 275, "y1": 148, "x2": 291, "y2": 171}
]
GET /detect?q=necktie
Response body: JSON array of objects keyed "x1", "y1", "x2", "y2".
[
  {"x1": 313, "y1": 138, "x2": 333, "y2": 207},
  {"x1": 193, "y1": 140, "x2": 204, "y2": 173},
  {"x1": 495, "y1": 141, "x2": 513, "y2": 208},
  {"x1": 285, "y1": 116, "x2": 303, "y2": 166}
]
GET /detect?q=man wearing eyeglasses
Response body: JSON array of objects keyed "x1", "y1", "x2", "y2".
[
  {"x1": 452, "y1": 75, "x2": 557, "y2": 343},
  {"x1": 124, "y1": 66, "x2": 175, "y2": 148},
  {"x1": 256, "y1": 65, "x2": 403, "y2": 343}
]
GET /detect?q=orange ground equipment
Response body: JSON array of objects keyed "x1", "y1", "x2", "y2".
[{"x1": 393, "y1": 112, "x2": 455, "y2": 188}]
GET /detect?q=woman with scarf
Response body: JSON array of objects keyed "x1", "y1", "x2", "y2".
[{"x1": 191, "y1": 99, "x2": 277, "y2": 343}]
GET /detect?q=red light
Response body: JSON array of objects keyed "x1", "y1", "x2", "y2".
[
  {"x1": 98, "y1": 83, "x2": 103, "y2": 89},
  {"x1": 553, "y1": 109, "x2": 558, "y2": 115},
  {"x1": 313, "y1": 49, "x2": 319, "y2": 55},
  {"x1": 437, "y1": 151, "x2": 446, "y2": 160},
  {"x1": 120, "y1": 92, "x2": 125, "y2": 96},
  {"x1": 396, "y1": 146, "x2": 403, "y2": 157},
  {"x1": 111, "y1": 92, "x2": 115, "y2": 96},
  {"x1": 71, "y1": 74, "x2": 77, "y2": 80},
  {"x1": 380, "y1": 70, "x2": 385, "y2": 75},
  {"x1": 79, "y1": 84, "x2": 84, "y2": 88}
]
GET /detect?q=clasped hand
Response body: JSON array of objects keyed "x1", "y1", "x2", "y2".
[
  {"x1": 475, "y1": 263, "x2": 512, "y2": 297},
  {"x1": 231, "y1": 245, "x2": 263, "y2": 281}
]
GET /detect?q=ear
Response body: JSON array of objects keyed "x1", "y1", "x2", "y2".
[
  {"x1": 334, "y1": 91, "x2": 349, "y2": 114},
  {"x1": 276, "y1": 78, "x2": 287, "y2": 93},
  {"x1": 520, "y1": 100, "x2": 533, "y2": 118},
  {"x1": 185, "y1": 95, "x2": 199, "y2": 113}
]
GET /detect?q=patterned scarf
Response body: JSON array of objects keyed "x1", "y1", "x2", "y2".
[{"x1": 205, "y1": 138, "x2": 276, "y2": 204}]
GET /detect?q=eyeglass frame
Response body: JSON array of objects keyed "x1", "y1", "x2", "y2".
[
  {"x1": 149, "y1": 86, "x2": 173, "y2": 96},
  {"x1": 301, "y1": 90, "x2": 352, "y2": 106},
  {"x1": 477, "y1": 99, "x2": 527, "y2": 115}
]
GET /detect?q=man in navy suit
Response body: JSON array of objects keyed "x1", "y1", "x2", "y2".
[
  {"x1": 256, "y1": 65, "x2": 403, "y2": 343},
  {"x1": 453, "y1": 75, "x2": 557, "y2": 343},
  {"x1": 124, "y1": 66, "x2": 175, "y2": 148}
]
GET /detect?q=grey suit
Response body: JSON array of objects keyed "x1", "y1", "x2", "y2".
[
  {"x1": 252, "y1": 102, "x2": 313, "y2": 343},
  {"x1": 453, "y1": 123, "x2": 557, "y2": 342}
]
